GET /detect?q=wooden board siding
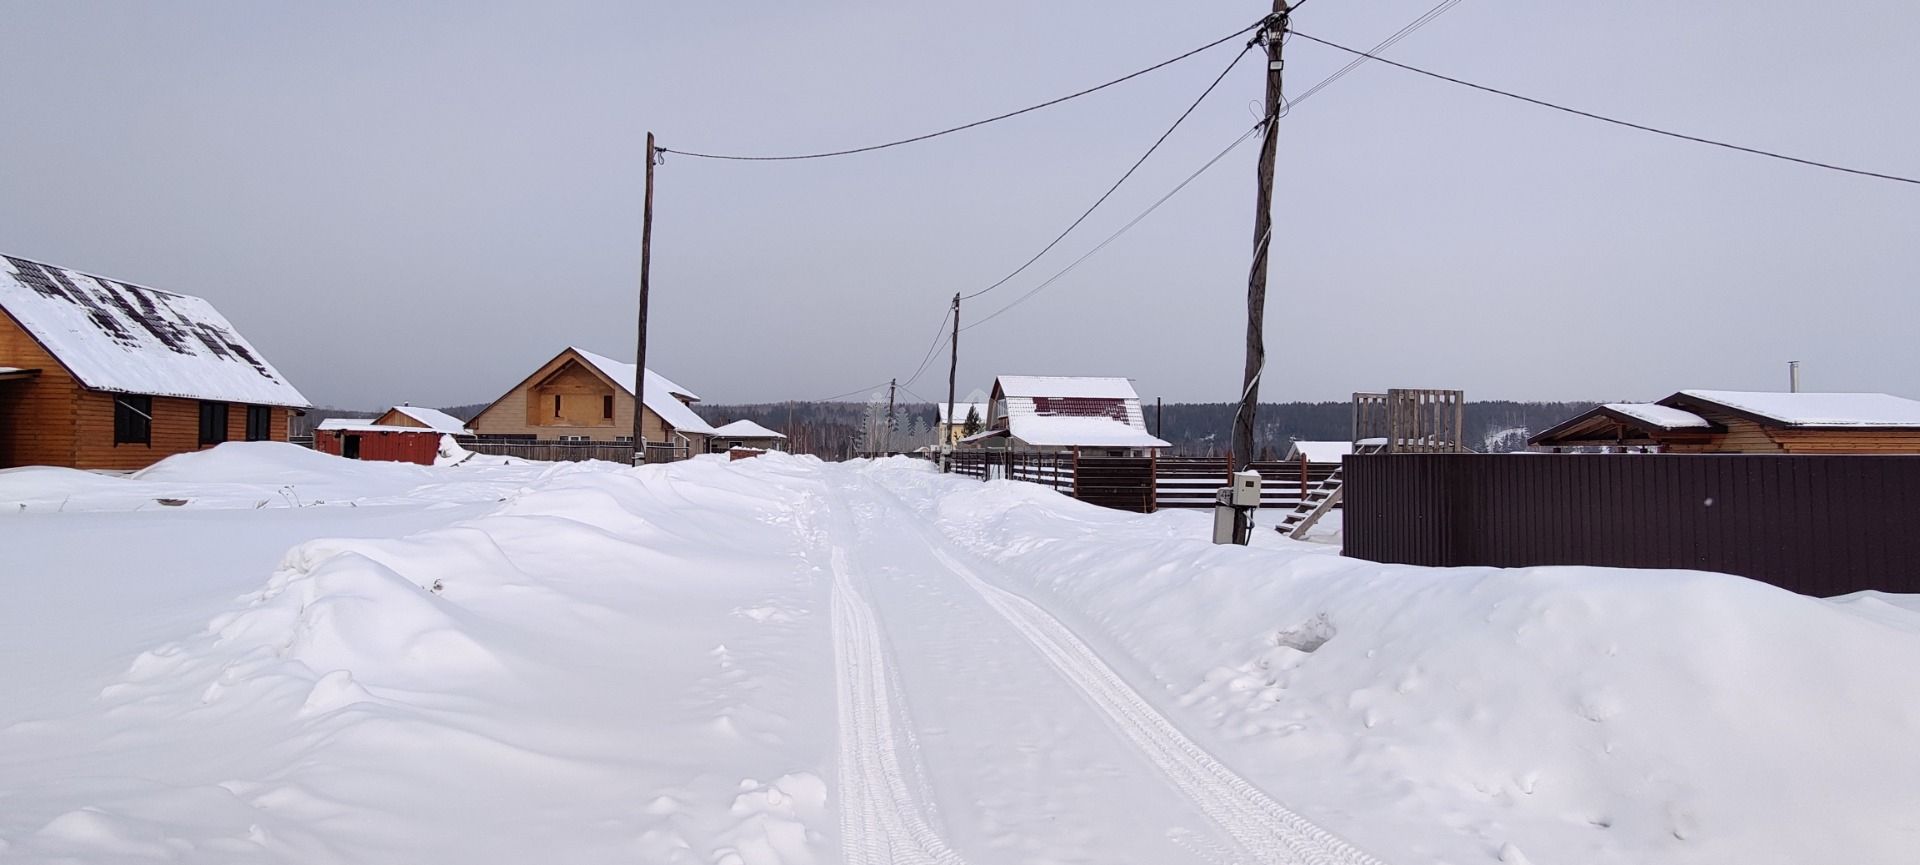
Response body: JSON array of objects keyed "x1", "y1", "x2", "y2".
[
  {"x1": 373, "y1": 408, "x2": 429, "y2": 429},
  {"x1": 69, "y1": 392, "x2": 292, "y2": 471},
  {"x1": 471, "y1": 351, "x2": 701, "y2": 445},
  {"x1": 0, "y1": 309, "x2": 79, "y2": 467}
]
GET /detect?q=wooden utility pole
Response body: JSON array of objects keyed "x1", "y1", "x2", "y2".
[
  {"x1": 633, "y1": 131, "x2": 657, "y2": 465},
  {"x1": 944, "y1": 293, "x2": 960, "y2": 468},
  {"x1": 1233, "y1": 3, "x2": 1288, "y2": 473},
  {"x1": 886, "y1": 377, "x2": 897, "y2": 455}
]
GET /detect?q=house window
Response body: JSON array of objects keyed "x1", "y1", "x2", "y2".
[
  {"x1": 614, "y1": 436, "x2": 633, "y2": 443},
  {"x1": 554, "y1": 395, "x2": 562, "y2": 417},
  {"x1": 114, "y1": 395, "x2": 152, "y2": 445},
  {"x1": 245, "y1": 405, "x2": 272, "y2": 441},
  {"x1": 603, "y1": 395, "x2": 614, "y2": 419},
  {"x1": 558, "y1": 435, "x2": 589, "y2": 442},
  {"x1": 199, "y1": 402, "x2": 229, "y2": 446}
]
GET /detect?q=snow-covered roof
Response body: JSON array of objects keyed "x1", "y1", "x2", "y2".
[
  {"x1": 317, "y1": 418, "x2": 377, "y2": 431},
  {"x1": 995, "y1": 376, "x2": 1139, "y2": 400},
  {"x1": 712, "y1": 419, "x2": 786, "y2": 439},
  {"x1": 1007, "y1": 416, "x2": 1169, "y2": 449},
  {"x1": 384, "y1": 405, "x2": 472, "y2": 435},
  {"x1": 568, "y1": 347, "x2": 716, "y2": 435},
  {"x1": 937, "y1": 402, "x2": 988, "y2": 424},
  {"x1": 573, "y1": 347, "x2": 699, "y2": 402},
  {"x1": 0, "y1": 253, "x2": 310, "y2": 407},
  {"x1": 1674, "y1": 390, "x2": 1920, "y2": 428},
  {"x1": 1603, "y1": 403, "x2": 1712, "y2": 430},
  {"x1": 1284, "y1": 441, "x2": 1353, "y2": 463}
]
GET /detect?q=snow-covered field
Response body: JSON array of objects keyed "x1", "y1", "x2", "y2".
[{"x1": 3, "y1": 444, "x2": 1917, "y2": 864}]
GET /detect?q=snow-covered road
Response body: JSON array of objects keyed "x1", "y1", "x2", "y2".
[
  {"x1": 821, "y1": 472, "x2": 1380, "y2": 865},
  {"x1": 5, "y1": 444, "x2": 1920, "y2": 864}
]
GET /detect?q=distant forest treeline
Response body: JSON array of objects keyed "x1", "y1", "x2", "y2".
[{"x1": 298, "y1": 400, "x2": 1598, "y2": 460}]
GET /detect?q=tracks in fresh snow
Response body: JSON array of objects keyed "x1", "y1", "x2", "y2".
[
  {"x1": 828, "y1": 539, "x2": 967, "y2": 865},
  {"x1": 857, "y1": 476, "x2": 1385, "y2": 865}
]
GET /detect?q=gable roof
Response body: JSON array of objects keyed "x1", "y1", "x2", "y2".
[
  {"x1": 712, "y1": 419, "x2": 786, "y2": 439},
  {"x1": 1602, "y1": 403, "x2": 1713, "y2": 430},
  {"x1": 381, "y1": 405, "x2": 473, "y2": 435},
  {"x1": 995, "y1": 375, "x2": 1139, "y2": 400},
  {"x1": 1, "y1": 253, "x2": 309, "y2": 407},
  {"x1": 937, "y1": 402, "x2": 988, "y2": 424},
  {"x1": 1665, "y1": 390, "x2": 1920, "y2": 429},
  {"x1": 572, "y1": 347, "x2": 699, "y2": 403},
  {"x1": 553, "y1": 347, "x2": 715, "y2": 435}
]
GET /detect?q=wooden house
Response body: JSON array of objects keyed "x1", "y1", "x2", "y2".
[
  {"x1": 468, "y1": 347, "x2": 715, "y2": 456},
  {"x1": 961, "y1": 375, "x2": 1169, "y2": 456},
  {"x1": 313, "y1": 405, "x2": 471, "y2": 465},
  {"x1": 1530, "y1": 390, "x2": 1920, "y2": 453},
  {"x1": 0, "y1": 253, "x2": 309, "y2": 470}
]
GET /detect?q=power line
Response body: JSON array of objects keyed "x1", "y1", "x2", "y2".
[
  {"x1": 963, "y1": 120, "x2": 1269, "y2": 332},
  {"x1": 1291, "y1": 31, "x2": 1920, "y2": 186},
  {"x1": 898, "y1": 309, "x2": 953, "y2": 389},
  {"x1": 960, "y1": 39, "x2": 1257, "y2": 301},
  {"x1": 806, "y1": 382, "x2": 890, "y2": 403},
  {"x1": 1288, "y1": 0, "x2": 1462, "y2": 107},
  {"x1": 657, "y1": 18, "x2": 1267, "y2": 162}
]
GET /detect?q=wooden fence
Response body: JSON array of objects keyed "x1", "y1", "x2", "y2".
[
  {"x1": 944, "y1": 452, "x2": 1343, "y2": 514},
  {"x1": 460, "y1": 441, "x2": 692, "y2": 464},
  {"x1": 1342, "y1": 452, "x2": 1920, "y2": 596}
]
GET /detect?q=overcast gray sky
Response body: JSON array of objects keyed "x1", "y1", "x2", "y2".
[{"x1": 3, "y1": 1, "x2": 1916, "y2": 410}]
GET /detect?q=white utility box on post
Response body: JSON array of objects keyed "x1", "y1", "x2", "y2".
[
  {"x1": 1229, "y1": 470, "x2": 1261, "y2": 507},
  {"x1": 1213, "y1": 470, "x2": 1260, "y2": 545}
]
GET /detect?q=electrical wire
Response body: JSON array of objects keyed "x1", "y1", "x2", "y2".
[
  {"x1": 1288, "y1": 0, "x2": 1461, "y2": 107},
  {"x1": 806, "y1": 382, "x2": 891, "y2": 403},
  {"x1": 959, "y1": 39, "x2": 1257, "y2": 301},
  {"x1": 657, "y1": 18, "x2": 1267, "y2": 162},
  {"x1": 962, "y1": 119, "x2": 1269, "y2": 332},
  {"x1": 1291, "y1": 31, "x2": 1920, "y2": 186},
  {"x1": 897, "y1": 308, "x2": 953, "y2": 389}
]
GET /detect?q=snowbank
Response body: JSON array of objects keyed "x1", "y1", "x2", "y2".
[{"x1": 864, "y1": 459, "x2": 1920, "y2": 864}]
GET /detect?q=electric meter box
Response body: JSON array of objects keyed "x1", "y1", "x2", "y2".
[
  {"x1": 1212, "y1": 488, "x2": 1238, "y2": 544},
  {"x1": 1229, "y1": 470, "x2": 1261, "y2": 507}
]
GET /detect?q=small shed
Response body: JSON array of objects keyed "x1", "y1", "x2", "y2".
[
  {"x1": 710, "y1": 419, "x2": 787, "y2": 453},
  {"x1": 1530, "y1": 390, "x2": 1920, "y2": 453},
  {"x1": 313, "y1": 405, "x2": 472, "y2": 465}
]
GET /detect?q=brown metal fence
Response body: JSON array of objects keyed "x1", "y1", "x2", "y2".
[{"x1": 1342, "y1": 453, "x2": 1920, "y2": 596}]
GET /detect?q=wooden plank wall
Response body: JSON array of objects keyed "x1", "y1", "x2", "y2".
[
  {"x1": 0, "y1": 310, "x2": 79, "y2": 467},
  {"x1": 71, "y1": 393, "x2": 291, "y2": 471},
  {"x1": 1343, "y1": 453, "x2": 1920, "y2": 596}
]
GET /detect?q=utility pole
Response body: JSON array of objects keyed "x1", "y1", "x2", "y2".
[
  {"x1": 944, "y1": 292, "x2": 960, "y2": 469},
  {"x1": 886, "y1": 377, "x2": 897, "y2": 455},
  {"x1": 633, "y1": 131, "x2": 657, "y2": 465},
  {"x1": 1233, "y1": 2, "x2": 1288, "y2": 473}
]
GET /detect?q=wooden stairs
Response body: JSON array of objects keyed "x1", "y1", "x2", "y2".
[{"x1": 1276, "y1": 443, "x2": 1382, "y2": 540}]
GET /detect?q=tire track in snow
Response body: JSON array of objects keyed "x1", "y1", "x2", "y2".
[
  {"x1": 858, "y1": 476, "x2": 1385, "y2": 865},
  {"x1": 827, "y1": 534, "x2": 967, "y2": 865}
]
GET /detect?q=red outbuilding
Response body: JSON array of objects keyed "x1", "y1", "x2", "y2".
[{"x1": 313, "y1": 405, "x2": 471, "y2": 466}]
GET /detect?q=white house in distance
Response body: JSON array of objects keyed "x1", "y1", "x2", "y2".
[
  {"x1": 961, "y1": 375, "x2": 1170, "y2": 456},
  {"x1": 710, "y1": 419, "x2": 786, "y2": 453}
]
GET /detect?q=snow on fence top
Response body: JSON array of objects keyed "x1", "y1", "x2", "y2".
[
  {"x1": 712, "y1": 419, "x2": 786, "y2": 439},
  {"x1": 1, "y1": 253, "x2": 310, "y2": 407},
  {"x1": 995, "y1": 375, "x2": 1139, "y2": 400},
  {"x1": 1603, "y1": 403, "x2": 1713, "y2": 430},
  {"x1": 570, "y1": 347, "x2": 716, "y2": 435},
  {"x1": 1677, "y1": 390, "x2": 1920, "y2": 428}
]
